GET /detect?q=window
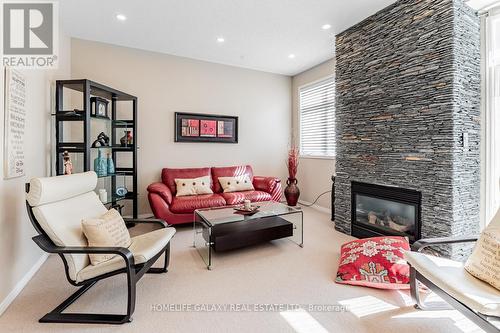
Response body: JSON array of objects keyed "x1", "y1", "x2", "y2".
[
  {"x1": 299, "y1": 76, "x2": 335, "y2": 158},
  {"x1": 482, "y1": 7, "x2": 500, "y2": 226}
]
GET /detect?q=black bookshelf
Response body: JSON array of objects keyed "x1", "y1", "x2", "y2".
[{"x1": 54, "y1": 79, "x2": 138, "y2": 218}]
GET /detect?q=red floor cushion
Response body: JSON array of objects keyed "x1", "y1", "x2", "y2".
[
  {"x1": 220, "y1": 191, "x2": 272, "y2": 205},
  {"x1": 170, "y1": 194, "x2": 226, "y2": 214},
  {"x1": 335, "y1": 236, "x2": 411, "y2": 289}
]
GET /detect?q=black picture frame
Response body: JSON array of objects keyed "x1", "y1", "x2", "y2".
[
  {"x1": 90, "y1": 97, "x2": 109, "y2": 119},
  {"x1": 175, "y1": 112, "x2": 238, "y2": 143}
]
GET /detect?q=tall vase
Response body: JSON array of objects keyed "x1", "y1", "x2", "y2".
[
  {"x1": 107, "y1": 152, "x2": 115, "y2": 174},
  {"x1": 94, "y1": 149, "x2": 107, "y2": 177},
  {"x1": 120, "y1": 130, "x2": 133, "y2": 147},
  {"x1": 284, "y1": 177, "x2": 300, "y2": 206}
]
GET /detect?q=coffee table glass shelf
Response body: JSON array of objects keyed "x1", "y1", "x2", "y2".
[{"x1": 194, "y1": 201, "x2": 303, "y2": 270}]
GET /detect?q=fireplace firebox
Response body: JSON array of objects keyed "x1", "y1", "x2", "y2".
[{"x1": 351, "y1": 182, "x2": 421, "y2": 243}]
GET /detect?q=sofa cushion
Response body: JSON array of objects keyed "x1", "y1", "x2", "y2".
[
  {"x1": 405, "y1": 251, "x2": 500, "y2": 317},
  {"x1": 175, "y1": 176, "x2": 213, "y2": 197},
  {"x1": 170, "y1": 194, "x2": 226, "y2": 214},
  {"x1": 218, "y1": 176, "x2": 255, "y2": 193},
  {"x1": 211, "y1": 165, "x2": 253, "y2": 193},
  {"x1": 76, "y1": 227, "x2": 176, "y2": 283},
  {"x1": 162, "y1": 167, "x2": 212, "y2": 195},
  {"x1": 221, "y1": 191, "x2": 272, "y2": 205}
]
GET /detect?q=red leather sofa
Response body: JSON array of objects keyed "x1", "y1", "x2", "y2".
[{"x1": 147, "y1": 165, "x2": 282, "y2": 225}]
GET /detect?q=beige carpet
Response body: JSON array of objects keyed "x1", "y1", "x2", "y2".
[{"x1": 0, "y1": 207, "x2": 484, "y2": 333}]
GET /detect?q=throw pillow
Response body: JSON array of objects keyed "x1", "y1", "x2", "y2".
[
  {"x1": 335, "y1": 236, "x2": 411, "y2": 289},
  {"x1": 218, "y1": 176, "x2": 254, "y2": 193},
  {"x1": 81, "y1": 209, "x2": 132, "y2": 265},
  {"x1": 175, "y1": 176, "x2": 213, "y2": 197},
  {"x1": 464, "y1": 226, "x2": 500, "y2": 291}
]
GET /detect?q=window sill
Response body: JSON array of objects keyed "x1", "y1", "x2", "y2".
[{"x1": 299, "y1": 155, "x2": 336, "y2": 161}]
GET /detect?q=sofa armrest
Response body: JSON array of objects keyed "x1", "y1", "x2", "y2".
[
  {"x1": 253, "y1": 176, "x2": 280, "y2": 192},
  {"x1": 253, "y1": 176, "x2": 282, "y2": 201},
  {"x1": 412, "y1": 236, "x2": 479, "y2": 252},
  {"x1": 147, "y1": 182, "x2": 173, "y2": 205}
]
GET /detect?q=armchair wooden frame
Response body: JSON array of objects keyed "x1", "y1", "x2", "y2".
[
  {"x1": 410, "y1": 236, "x2": 500, "y2": 333},
  {"x1": 25, "y1": 184, "x2": 172, "y2": 325}
]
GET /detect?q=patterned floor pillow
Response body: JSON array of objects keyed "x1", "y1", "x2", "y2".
[{"x1": 335, "y1": 236, "x2": 411, "y2": 289}]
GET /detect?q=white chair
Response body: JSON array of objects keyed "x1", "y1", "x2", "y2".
[
  {"x1": 25, "y1": 172, "x2": 176, "y2": 324},
  {"x1": 405, "y1": 208, "x2": 500, "y2": 333}
]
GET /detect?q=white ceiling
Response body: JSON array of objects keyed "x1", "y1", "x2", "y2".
[{"x1": 60, "y1": 0, "x2": 396, "y2": 76}]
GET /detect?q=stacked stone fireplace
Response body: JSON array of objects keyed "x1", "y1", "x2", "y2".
[{"x1": 334, "y1": 0, "x2": 481, "y2": 259}]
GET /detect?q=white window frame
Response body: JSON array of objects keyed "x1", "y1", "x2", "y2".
[{"x1": 298, "y1": 75, "x2": 335, "y2": 160}]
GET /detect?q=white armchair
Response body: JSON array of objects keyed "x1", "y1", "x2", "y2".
[
  {"x1": 25, "y1": 172, "x2": 176, "y2": 324},
  {"x1": 405, "y1": 208, "x2": 500, "y2": 333}
]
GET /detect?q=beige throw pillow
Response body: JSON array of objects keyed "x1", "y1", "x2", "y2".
[
  {"x1": 81, "y1": 209, "x2": 132, "y2": 265},
  {"x1": 464, "y1": 226, "x2": 500, "y2": 291},
  {"x1": 218, "y1": 176, "x2": 254, "y2": 193},
  {"x1": 175, "y1": 176, "x2": 213, "y2": 197}
]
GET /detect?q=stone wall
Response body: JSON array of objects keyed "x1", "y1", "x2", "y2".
[{"x1": 334, "y1": 0, "x2": 480, "y2": 258}]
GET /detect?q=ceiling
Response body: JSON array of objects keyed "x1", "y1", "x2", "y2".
[{"x1": 60, "y1": 0, "x2": 396, "y2": 76}]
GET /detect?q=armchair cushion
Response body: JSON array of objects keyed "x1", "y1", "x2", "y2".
[
  {"x1": 170, "y1": 194, "x2": 226, "y2": 214},
  {"x1": 465, "y1": 226, "x2": 500, "y2": 291},
  {"x1": 76, "y1": 227, "x2": 176, "y2": 283},
  {"x1": 32, "y1": 191, "x2": 107, "y2": 281},
  {"x1": 147, "y1": 182, "x2": 173, "y2": 205},
  {"x1": 220, "y1": 191, "x2": 272, "y2": 205},
  {"x1": 81, "y1": 209, "x2": 132, "y2": 265},
  {"x1": 27, "y1": 171, "x2": 97, "y2": 206},
  {"x1": 405, "y1": 251, "x2": 500, "y2": 317}
]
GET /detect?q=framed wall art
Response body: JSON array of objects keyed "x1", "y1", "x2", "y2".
[{"x1": 175, "y1": 112, "x2": 238, "y2": 143}]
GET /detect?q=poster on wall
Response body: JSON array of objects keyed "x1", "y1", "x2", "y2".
[
  {"x1": 3, "y1": 68, "x2": 26, "y2": 179},
  {"x1": 175, "y1": 112, "x2": 238, "y2": 143}
]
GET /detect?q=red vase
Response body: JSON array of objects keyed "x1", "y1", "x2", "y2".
[{"x1": 284, "y1": 178, "x2": 300, "y2": 206}]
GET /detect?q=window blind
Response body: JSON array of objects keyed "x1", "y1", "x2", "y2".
[{"x1": 299, "y1": 76, "x2": 335, "y2": 157}]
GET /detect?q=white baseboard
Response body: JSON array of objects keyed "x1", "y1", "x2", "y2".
[
  {"x1": 0, "y1": 253, "x2": 48, "y2": 316},
  {"x1": 298, "y1": 200, "x2": 331, "y2": 215}
]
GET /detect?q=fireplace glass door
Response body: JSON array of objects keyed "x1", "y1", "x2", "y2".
[{"x1": 351, "y1": 182, "x2": 421, "y2": 242}]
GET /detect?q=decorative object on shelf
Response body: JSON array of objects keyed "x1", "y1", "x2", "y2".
[
  {"x1": 175, "y1": 112, "x2": 238, "y2": 143},
  {"x1": 106, "y1": 153, "x2": 115, "y2": 174},
  {"x1": 62, "y1": 109, "x2": 83, "y2": 117},
  {"x1": 116, "y1": 186, "x2": 128, "y2": 197},
  {"x1": 91, "y1": 132, "x2": 110, "y2": 148},
  {"x1": 98, "y1": 189, "x2": 108, "y2": 203},
  {"x1": 284, "y1": 146, "x2": 300, "y2": 206},
  {"x1": 120, "y1": 130, "x2": 133, "y2": 147},
  {"x1": 63, "y1": 151, "x2": 73, "y2": 175},
  {"x1": 94, "y1": 149, "x2": 108, "y2": 177},
  {"x1": 90, "y1": 97, "x2": 109, "y2": 118}
]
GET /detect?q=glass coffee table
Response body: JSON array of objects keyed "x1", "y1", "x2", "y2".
[{"x1": 193, "y1": 201, "x2": 303, "y2": 270}]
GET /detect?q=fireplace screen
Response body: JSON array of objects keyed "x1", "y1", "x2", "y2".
[{"x1": 351, "y1": 182, "x2": 421, "y2": 242}]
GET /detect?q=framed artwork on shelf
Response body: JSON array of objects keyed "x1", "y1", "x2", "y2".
[
  {"x1": 175, "y1": 112, "x2": 238, "y2": 143},
  {"x1": 90, "y1": 97, "x2": 109, "y2": 118}
]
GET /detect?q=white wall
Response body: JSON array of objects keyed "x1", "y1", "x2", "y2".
[
  {"x1": 71, "y1": 39, "x2": 292, "y2": 214},
  {"x1": 292, "y1": 58, "x2": 335, "y2": 210},
  {"x1": 0, "y1": 34, "x2": 71, "y2": 312}
]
